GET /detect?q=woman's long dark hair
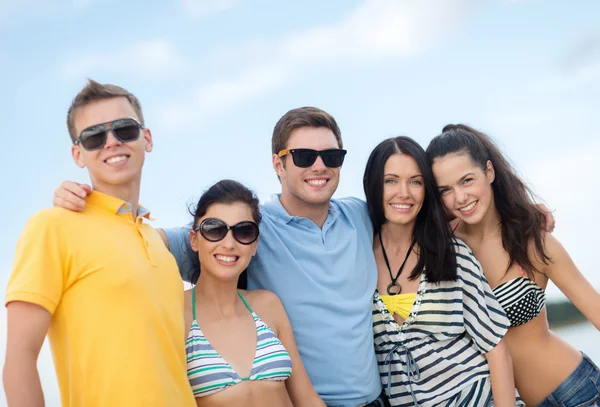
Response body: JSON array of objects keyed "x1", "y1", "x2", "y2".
[
  {"x1": 426, "y1": 124, "x2": 550, "y2": 277},
  {"x1": 363, "y1": 136, "x2": 457, "y2": 283},
  {"x1": 188, "y1": 179, "x2": 261, "y2": 286}
]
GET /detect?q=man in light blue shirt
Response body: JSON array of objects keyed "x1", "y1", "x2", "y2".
[{"x1": 53, "y1": 107, "x2": 385, "y2": 407}]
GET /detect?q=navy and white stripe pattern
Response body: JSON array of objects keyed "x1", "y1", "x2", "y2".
[
  {"x1": 492, "y1": 277, "x2": 546, "y2": 327},
  {"x1": 373, "y1": 239, "x2": 522, "y2": 406}
]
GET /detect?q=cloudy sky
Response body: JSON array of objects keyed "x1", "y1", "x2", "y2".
[{"x1": 1, "y1": 0, "x2": 599, "y2": 404}]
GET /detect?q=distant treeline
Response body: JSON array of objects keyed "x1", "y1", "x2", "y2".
[{"x1": 547, "y1": 299, "x2": 587, "y2": 328}]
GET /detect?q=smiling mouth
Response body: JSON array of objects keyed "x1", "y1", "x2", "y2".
[
  {"x1": 214, "y1": 254, "x2": 239, "y2": 264},
  {"x1": 104, "y1": 155, "x2": 129, "y2": 164},
  {"x1": 390, "y1": 203, "x2": 413, "y2": 209},
  {"x1": 305, "y1": 179, "x2": 328, "y2": 187},
  {"x1": 459, "y1": 200, "x2": 478, "y2": 213}
]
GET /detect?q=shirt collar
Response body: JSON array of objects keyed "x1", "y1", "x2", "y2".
[
  {"x1": 264, "y1": 194, "x2": 339, "y2": 225},
  {"x1": 86, "y1": 191, "x2": 154, "y2": 220}
]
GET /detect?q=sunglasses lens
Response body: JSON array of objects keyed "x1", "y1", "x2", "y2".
[
  {"x1": 321, "y1": 150, "x2": 346, "y2": 168},
  {"x1": 200, "y1": 219, "x2": 228, "y2": 242},
  {"x1": 233, "y1": 222, "x2": 259, "y2": 244},
  {"x1": 113, "y1": 121, "x2": 141, "y2": 142},
  {"x1": 80, "y1": 130, "x2": 107, "y2": 151},
  {"x1": 291, "y1": 150, "x2": 318, "y2": 168}
]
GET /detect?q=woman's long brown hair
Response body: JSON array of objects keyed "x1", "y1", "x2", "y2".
[{"x1": 426, "y1": 124, "x2": 551, "y2": 277}]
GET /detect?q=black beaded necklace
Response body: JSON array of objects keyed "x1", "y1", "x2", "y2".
[{"x1": 379, "y1": 233, "x2": 416, "y2": 295}]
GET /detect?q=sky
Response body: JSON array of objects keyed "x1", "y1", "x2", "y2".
[{"x1": 1, "y1": 0, "x2": 599, "y2": 404}]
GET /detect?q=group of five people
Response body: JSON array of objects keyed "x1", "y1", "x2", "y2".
[{"x1": 3, "y1": 80, "x2": 600, "y2": 407}]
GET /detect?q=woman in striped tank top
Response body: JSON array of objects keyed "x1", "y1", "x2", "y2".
[
  {"x1": 184, "y1": 180, "x2": 324, "y2": 407},
  {"x1": 364, "y1": 137, "x2": 522, "y2": 406},
  {"x1": 428, "y1": 125, "x2": 600, "y2": 407}
]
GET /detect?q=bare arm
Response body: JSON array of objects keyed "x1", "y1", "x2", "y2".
[
  {"x1": 3, "y1": 302, "x2": 51, "y2": 407},
  {"x1": 543, "y1": 234, "x2": 600, "y2": 330},
  {"x1": 485, "y1": 339, "x2": 516, "y2": 407},
  {"x1": 262, "y1": 292, "x2": 324, "y2": 407}
]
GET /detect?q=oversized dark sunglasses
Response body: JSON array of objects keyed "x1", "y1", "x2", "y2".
[
  {"x1": 75, "y1": 118, "x2": 143, "y2": 151},
  {"x1": 194, "y1": 218, "x2": 259, "y2": 245},
  {"x1": 277, "y1": 148, "x2": 347, "y2": 168}
]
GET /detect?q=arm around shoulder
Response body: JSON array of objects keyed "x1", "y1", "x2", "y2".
[{"x1": 541, "y1": 233, "x2": 600, "y2": 330}]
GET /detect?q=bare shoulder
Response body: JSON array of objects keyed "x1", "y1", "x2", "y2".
[
  {"x1": 528, "y1": 232, "x2": 568, "y2": 274},
  {"x1": 240, "y1": 289, "x2": 285, "y2": 332},
  {"x1": 241, "y1": 289, "x2": 283, "y2": 312}
]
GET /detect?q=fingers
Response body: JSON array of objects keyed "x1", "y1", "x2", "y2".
[
  {"x1": 53, "y1": 181, "x2": 90, "y2": 212},
  {"x1": 63, "y1": 181, "x2": 90, "y2": 198}
]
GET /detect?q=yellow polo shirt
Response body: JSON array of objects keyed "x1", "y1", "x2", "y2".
[{"x1": 6, "y1": 191, "x2": 195, "y2": 407}]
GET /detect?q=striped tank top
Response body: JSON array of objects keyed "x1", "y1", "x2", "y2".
[{"x1": 186, "y1": 287, "x2": 293, "y2": 397}]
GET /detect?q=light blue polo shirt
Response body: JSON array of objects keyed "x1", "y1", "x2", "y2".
[{"x1": 164, "y1": 195, "x2": 381, "y2": 407}]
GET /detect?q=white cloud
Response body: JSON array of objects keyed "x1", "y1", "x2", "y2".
[
  {"x1": 158, "y1": 0, "x2": 475, "y2": 128},
  {"x1": 179, "y1": 0, "x2": 237, "y2": 18},
  {"x1": 59, "y1": 39, "x2": 184, "y2": 79}
]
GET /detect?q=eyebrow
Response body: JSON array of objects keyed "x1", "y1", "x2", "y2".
[
  {"x1": 438, "y1": 172, "x2": 475, "y2": 188},
  {"x1": 384, "y1": 173, "x2": 423, "y2": 178}
]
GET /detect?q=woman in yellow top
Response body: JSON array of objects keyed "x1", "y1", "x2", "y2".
[{"x1": 364, "y1": 136, "x2": 521, "y2": 407}]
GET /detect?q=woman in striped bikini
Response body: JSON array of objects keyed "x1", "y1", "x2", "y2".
[
  {"x1": 427, "y1": 125, "x2": 600, "y2": 407},
  {"x1": 364, "y1": 136, "x2": 522, "y2": 406},
  {"x1": 184, "y1": 180, "x2": 324, "y2": 407}
]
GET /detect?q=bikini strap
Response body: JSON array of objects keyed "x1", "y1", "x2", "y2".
[
  {"x1": 451, "y1": 219, "x2": 461, "y2": 233},
  {"x1": 192, "y1": 285, "x2": 197, "y2": 320},
  {"x1": 237, "y1": 292, "x2": 254, "y2": 314}
]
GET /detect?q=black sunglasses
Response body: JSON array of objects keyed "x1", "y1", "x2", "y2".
[
  {"x1": 277, "y1": 148, "x2": 347, "y2": 168},
  {"x1": 75, "y1": 118, "x2": 143, "y2": 151},
  {"x1": 194, "y1": 218, "x2": 259, "y2": 245}
]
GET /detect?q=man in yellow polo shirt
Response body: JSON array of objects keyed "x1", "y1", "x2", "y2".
[{"x1": 3, "y1": 80, "x2": 196, "y2": 407}]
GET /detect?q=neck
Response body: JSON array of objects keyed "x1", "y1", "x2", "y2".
[
  {"x1": 380, "y1": 222, "x2": 415, "y2": 252},
  {"x1": 92, "y1": 177, "x2": 141, "y2": 220},
  {"x1": 462, "y1": 199, "x2": 501, "y2": 241},
  {"x1": 194, "y1": 271, "x2": 241, "y2": 319},
  {"x1": 279, "y1": 192, "x2": 329, "y2": 228}
]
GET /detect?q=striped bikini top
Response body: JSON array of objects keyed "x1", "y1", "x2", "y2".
[
  {"x1": 492, "y1": 269, "x2": 546, "y2": 327},
  {"x1": 185, "y1": 287, "x2": 293, "y2": 397},
  {"x1": 452, "y1": 220, "x2": 546, "y2": 327}
]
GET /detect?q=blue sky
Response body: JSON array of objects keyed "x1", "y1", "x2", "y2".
[{"x1": 1, "y1": 0, "x2": 599, "y2": 404}]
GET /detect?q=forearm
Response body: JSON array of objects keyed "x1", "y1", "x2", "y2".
[
  {"x1": 486, "y1": 342, "x2": 516, "y2": 407},
  {"x1": 3, "y1": 357, "x2": 45, "y2": 407}
]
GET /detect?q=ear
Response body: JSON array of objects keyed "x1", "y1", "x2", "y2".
[
  {"x1": 272, "y1": 154, "x2": 286, "y2": 179},
  {"x1": 485, "y1": 160, "x2": 495, "y2": 183},
  {"x1": 251, "y1": 241, "x2": 258, "y2": 257},
  {"x1": 189, "y1": 229, "x2": 199, "y2": 252},
  {"x1": 143, "y1": 128, "x2": 153, "y2": 153},
  {"x1": 71, "y1": 144, "x2": 86, "y2": 168}
]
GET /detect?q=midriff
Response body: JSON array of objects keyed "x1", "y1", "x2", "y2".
[
  {"x1": 195, "y1": 380, "x2": 292, "y2": 407},
  {"x1": 504, "y1": 309, "x2": 582, "y2": 406}
]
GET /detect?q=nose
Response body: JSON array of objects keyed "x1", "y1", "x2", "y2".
[
  {"x1": 103, "y1": 129, "x2": 122, "y2": 148},
  {"x1": 309, "y1": 155, "x2": 328, "y2": 172},
  {"x1": 219, "y1": 230, "x2": 236, "y2": 249},
  {"x1": 455, "y1": 187, "x2": 468, "y2": 205},
  {"x1": 395, "y1": 182, "x2": 409, "y2": 198}
]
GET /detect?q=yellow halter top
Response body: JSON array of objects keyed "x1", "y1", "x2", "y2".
[{"x1": 380, "y1": 292, "x2": 417, "y2": 320}]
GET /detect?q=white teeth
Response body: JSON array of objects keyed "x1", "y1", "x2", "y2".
[
  {"x1": 391, "y1": 204, "x2": 412, "y2": 209},
  {"x1": 106, "y1": 156, "x2": 127, "y2": 164},
  {"x1": 215, "y1": 255, "x2": 237, "y2": 263},
  {"x1": 459, "y1": 201, "x2": 477, "y2": 212},
  {"x1": 307, "y1": 179, "x2": 327, "y2": 186}
]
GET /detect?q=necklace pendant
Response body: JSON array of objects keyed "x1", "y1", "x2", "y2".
[{"x1": 387, "y1": 282, "x2": 401, "y2": 295}]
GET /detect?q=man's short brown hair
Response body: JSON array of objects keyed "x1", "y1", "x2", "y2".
[
  {"x1": 66, "y1": 79, "x2": 144, "y2": 143},
  {"x1": 271, "y1": 107, "x2": 343, "y2": 155}
]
